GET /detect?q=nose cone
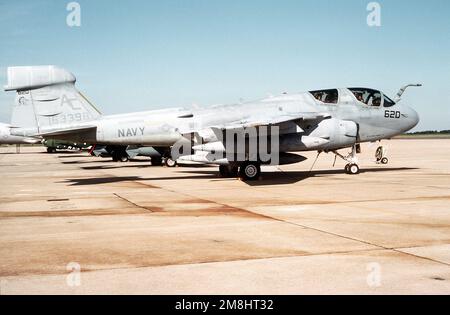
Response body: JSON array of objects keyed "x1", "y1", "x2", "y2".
[{"x1": 404, "y1": 106, "x2": 420, "y2": 131}]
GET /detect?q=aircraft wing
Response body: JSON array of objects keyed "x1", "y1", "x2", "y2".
[
  {"x1": 214, "y1": 112, "x2": 331, "y2": 130},
  {"x1": 37, "y1": 125, "x2": 97, "y2": 137},
  {"x1": 180, "y1": 112, "x2": 330, "y2": 136}
]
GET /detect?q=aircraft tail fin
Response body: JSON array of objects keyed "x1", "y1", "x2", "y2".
[{"x1": 4, "y1": 66, "x2": 102, "y2": 135}]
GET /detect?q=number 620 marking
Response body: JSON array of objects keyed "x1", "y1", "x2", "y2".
[{"x1": 385, "y1": 110, "x2": 401, "y2": 119}]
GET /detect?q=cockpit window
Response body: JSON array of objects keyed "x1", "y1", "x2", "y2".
[
  {"x1": 383, "y1": 94, "x2": 396, "y2": 107},
  {"x1": 349, "y1": 88, "x2": 382, "y2": 107},
  {"x1": 309, "y1": 89, "x2": 338, "y2": 104}
]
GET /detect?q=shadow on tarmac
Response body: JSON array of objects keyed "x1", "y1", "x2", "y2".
[{"x1": 62, "y1": 167, "x2": 418, "y2": 186}]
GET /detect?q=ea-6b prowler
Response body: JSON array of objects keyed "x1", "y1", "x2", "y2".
[{"x1": 4, "y1": 66, "x2": 420, "y2": 180}]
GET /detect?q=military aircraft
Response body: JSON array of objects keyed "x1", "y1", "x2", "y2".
[
  {"x1": 4, "y1": 66, "x2": 420, "y2": 180},
  {"x1": 0, "y1": 122, "x2": 41, "y2": 145}
]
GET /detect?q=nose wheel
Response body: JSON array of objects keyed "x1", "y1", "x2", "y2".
[{"x1": 375, "y1": 146, "x2": 389, "y2": 165}]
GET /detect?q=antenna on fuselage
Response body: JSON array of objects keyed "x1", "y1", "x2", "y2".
[{"x1": 394, "y1": 84, "x2": 422, "y2": 102}]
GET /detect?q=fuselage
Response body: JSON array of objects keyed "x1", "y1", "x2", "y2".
[{"x1": 92, "y1": 87, "x2": 419, "y2": 152}]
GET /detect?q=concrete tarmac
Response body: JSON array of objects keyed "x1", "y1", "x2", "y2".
[{"x1": 0, "y1": 139, "x2": 449, "y2": 294}]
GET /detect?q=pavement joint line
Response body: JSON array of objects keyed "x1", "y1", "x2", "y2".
[
  {"x1": 0, "y1": 247, "x2": 388, "y2": 279},
  {"x1": 4, "y1": 245, "x2": 448, "y2": 279},
  {"x1": 244, "y1": 195, "x2": 450, "y2": 207},
  {"x1": 271, "y1": 219, "x2": 450, "y2": 268},
  {"x1": 390, "y1": 248, "x2": 450, "y2": 268},
  {"x1": 112, "y1": 193, "x2": 154, "y2": 213}
]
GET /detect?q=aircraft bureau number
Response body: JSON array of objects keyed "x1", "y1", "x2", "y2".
[
  {"x1": 48, "y1": 113, "x2": 92, "y2": 125},
  {"x1": 385, "y1": 110, "x2": 401, "y2": 119}
]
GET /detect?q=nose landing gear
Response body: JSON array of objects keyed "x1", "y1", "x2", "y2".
[{"x1": 375, "y1": 146, "x2": 389, "y2": 165}]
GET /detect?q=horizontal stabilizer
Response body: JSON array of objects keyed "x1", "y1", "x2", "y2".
[
  {"x1": 37, "y1": 125, "x2": 97, "y2": 137},
  {"x1": 4, "y1": 66, "x2": 76, "y2": 91}
]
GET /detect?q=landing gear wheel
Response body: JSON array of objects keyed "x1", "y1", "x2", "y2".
[
  {"x1": 229, "y1": 166, "x2": 239, "y2": 177},
  {"x1": 347, "y1": 163, "x2": 360, "y2": 175},
  {"x1": 165, "y1": 157, "x2": 177, "y2": 167},
  {"x1": 375, "y1": 146, "x2": 389, "y2": 165},
  {"x1": 112, "y1": 153, "x2": 125, "y2": 162},
  {"x1": 219, "y1": 165, "x2": 239, "y2": 178},
  {"x1": 219, "y1": 166, "x2": 229, "y2": 177},
  {"x1": 151, "y1": 157, "x2": 163, "y2": 166},
  {"x1": 344, "y1": 164, "x2": 350, "y2": 173},
  {"x1": 239, "y1": 162, "x2": 261, "y2": 181}
]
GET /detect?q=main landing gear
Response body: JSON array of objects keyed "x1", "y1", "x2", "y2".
[
  {"x1": 163, "y1": 157, "x2": 177, "y2": 167},
  {"x1": 112, "y1": 154, "x2": 129, "y2": 162},
  {"x1": 219, "y1": 165, "x2": 239, "y2": 178},
  {"x1": 219, "y1": 162, "x2": 261, "y2": 181},
  {"x1": 239, "y1": 162, "x2": 261, "y2": 181},
  {"x1": 332, "y1": 144, "x2": 360, "y2": 175},
  {"x1": 344, "y1": 163, "x2": 360, "y2": 175}
]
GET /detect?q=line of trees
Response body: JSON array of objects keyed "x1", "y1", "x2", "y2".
[{"x1": 406, "y1": 130, "x2": 450, "y2": 135}]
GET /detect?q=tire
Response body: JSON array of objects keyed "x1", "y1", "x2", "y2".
[
  {"x1": 151, "y1": 157, "x2": 163, "y2": 166},
  {"x1": 381, "y1": 157, "x2": 389, "y2": 165},
  {"x1": 344, "y1": 164, "x2": 350, "y2": 173},
  {"x1": 239, "y1": 162, "x2": 261, "y2": 181},
  {"x1": 229, "y1": 166, "x2": 239, "y2": 177},
  {"x1": 165, "y1": 158, "x2": 177, "y2": 167},
  {"x1": 219, "y1": 165, "x2": 230, "y2": 177},
  {"x1": 375, "y1": 147, "x2": 383, "y2": 160},
  {"x1": 348, "y1": 163, "x2": 360, "y2": 175},
  {"x1": 47, "y1": 147, "x2": 56, "y2": 153},
  {"x1": 219, "y1": 165, "x2": 239, "y2": 178},
  {"x1": 120, "y1": 155, "x2": 129, "y2": 162}
]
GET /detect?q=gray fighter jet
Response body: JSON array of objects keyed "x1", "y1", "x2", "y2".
[{"x1": 4, "y1": 66, "x2": 420, "y2": 180}]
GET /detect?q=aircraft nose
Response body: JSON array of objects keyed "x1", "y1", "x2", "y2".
[{"x1": 405, "y1": 106, "x2": 419, "y2": 130}]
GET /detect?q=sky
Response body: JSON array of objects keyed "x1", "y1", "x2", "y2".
[{"x1": 0, "y1": 0, "x2": 449, "y2": 131}]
